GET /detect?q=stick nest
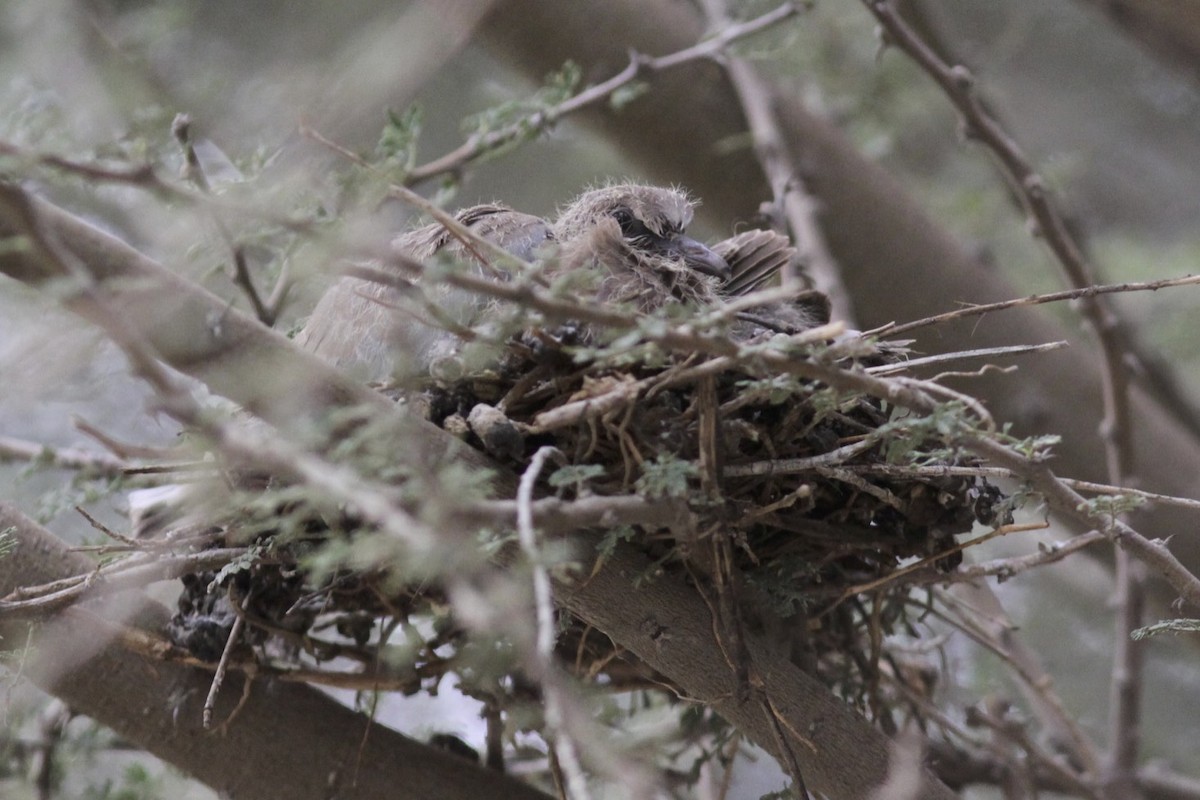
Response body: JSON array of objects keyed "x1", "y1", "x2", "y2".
[{"x1": 167, "y1": 326, "x2": 1010, "y2": 721}]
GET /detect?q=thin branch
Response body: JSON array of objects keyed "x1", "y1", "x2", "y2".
[
  {"x1": 930, "y1": 587, "x2": 1104, "y2": 781},
  {"x1": 0, "y1": 548, "x2": 248, "y2": 617},
  {"x1": 0, "y1": 434, "x2": 130, "y2": 477},
  {"x1": 860, "y1": 0, "x2": 1134, "y2": 473},
  {"x1": 0, "y1": 136, "x2": 313, "y2": 233},
  {"x1": 702, "y1": 0, "x2": 853, "y2": 322},
  {"x1": 172, "y1": 114, "x2": 282, "y2": 326},
  {"x1": 203, "y1": 604, "x2": 245, "y2": 730},
  {"x1": 723, "y1": 438, "x2": 878, "y2": 477},
  {"x1": 875, "y1": 273, "x2": 1200, "y2": 340},
  {"x1": 458, "y1": 493, "x2": 691, "y2": 533},
  {"x1": 859, "y1": 8, "x2": 1150, "y2": 783},
  {"x1": 72, "y1": 415, "x2": 187, "y2": 460},
  {"x1": 866, "y1": 341, "x2": 1069, "y2": 375},
  {"x1": 403, "y1": 2, "x2": 803, "y2": 185}
]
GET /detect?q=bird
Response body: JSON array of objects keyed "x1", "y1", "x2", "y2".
[
  {"x1": 551, "y1": 183, "x2": 730, "y2": 312},
  {"x1": 295, "y1": 184, "x2": 830, "y2": 383},
  {"x1": 714, "y1": 228, "x2": 831, "y2": 337},
  {"x1": 552, "y1": 183, "x2": 829, "y2": 335},
  {"x1": 131, "y1": 187, "x2": 831, "y2": 536},
  {"x1": 294, "y1": 203, "x2": 552, "y2": 382}
]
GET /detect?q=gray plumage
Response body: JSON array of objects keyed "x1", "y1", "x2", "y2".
[
  {"x1": 553, "y1": 185, "x2": 829, "y2": 335},
  {"x1": 715, "y1": 229, "x2": 831, "y2": 336},
  {"x1": 295, "y1": 204, "x2": 551, "y2": 381},
  {"x1": 296, "y1": 185, "x2": 831, "y2": 382},
  {"x1": 552, "y1": 184, "x2": 730, "y2": 312}
]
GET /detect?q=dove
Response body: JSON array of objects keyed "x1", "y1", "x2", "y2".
[
  {"x1": 133, "y1": 188, "x2": 831, "y2": 536},
  {"x1": 552, "y1": 183, "x2": 730, "y2": 313},
  {"x1": 714, "y1": 228, "x2": 831, "y2": 336},
  {"x1": 295, "y1": 185, "x2": 831, "y2": 383},
  {"x1": 294, "y1": 203, "x2": 552, "y2": 381},
  {"x1": 553, "y1": 183, "x2": 829, "y2": 334}
]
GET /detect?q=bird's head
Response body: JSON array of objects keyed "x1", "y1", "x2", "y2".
[{"x1": 554, "y1": 184, "x2": 730, "y2": 281}]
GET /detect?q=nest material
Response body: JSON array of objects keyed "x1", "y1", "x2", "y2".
[
  {"x1": 166, "y1": 328, "x2": 1007, "y2": 716},
  {"x1": 419, "y1": 333, "x2": 1005, "y2": 700}
]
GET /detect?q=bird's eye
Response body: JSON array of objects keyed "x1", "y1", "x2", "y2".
[{"x1": 612, "y1": 207, "x2": 654, "y2": 241}]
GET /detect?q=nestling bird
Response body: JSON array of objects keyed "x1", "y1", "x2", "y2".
[
  {"x1": 553, "y1": 183, "x2": 828, "y2": 333},
  {"x1": 295, "y1": 183, "x2": 829, "y2": 382},
  {"x1": 132, "y1": 186, "x2": 830, "y2": 536},
  {"x1": 552, "y1": 183, "x2": 730, "y2": 312},
  {"x1": 714, "y1": 228, "x2": 831, "y2": 337},
  {"x1": 295, "y1": 204, "x2": 552, "y2": 381}
]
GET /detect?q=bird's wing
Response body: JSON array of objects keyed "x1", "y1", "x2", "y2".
[
  {"x1": 396, "y1": 204, "x2": 552, "y2": 263},
  {"x1": 459, "y1": 206, "x2": 554, "y2": 263},
  {"x1": 717, "y1": 229, "x2": 833, "y2": 334},
  {"x1": 715, "y1": 229, "x2": 796, "y2": 297},
  {"x1": 297, "y1": 205, "x2": 551, "y2": 376}
]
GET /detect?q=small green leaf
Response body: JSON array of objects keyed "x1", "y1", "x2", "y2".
[
  {"x1": 548, "y1": 463, "x2": 607, "y2": 490},
  {"x1": 635, "y1": 454, "x2": 698, "y2": 499}
]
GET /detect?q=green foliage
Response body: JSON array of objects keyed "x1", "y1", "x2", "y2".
[
  {"x1": 610, "y1": 81, "x2": 650, "y2": 110},
  {"x1": 635, "y1": 454, "x2": 698, "y2": 499},
  {"x1": 548, "y1": 463, "x2": 607, "y2": 492},
  {"x1": 759, "y1": 789, "x2": 795, "y2": 800},
  {"x1": 210, "y1": 544, "x2": 265, "y2": 588},
  {"x1": 0, "y1": 80, "x2": 70, "y2": 149},
  {"x1": 734, "y1": 373, "x2": 809, "y2": 405},
  {"x1": 874, "y1": 402, "x2": 974, "y2": 465},
  {"x1": 30, "y1": 474, "x2": 125, "y2": 525},
  {"x1": 1008, "y1": 433, "x2": 1062, "y2": 461},
  {"x1": 459, "y1": 60, "x2": 581, "y2": 163},
  {"x1": 376, "y1": 104, "x2": 423, "y2": 181},
  {"x1": 1131, "y1": 618, "x2": 1200, "y2": 640},
  {"x1": 1075, "y1": 492, "x2": 1147, "y2": 520},
  {"x1": 807, "y1": 385, "x2": 851, "y2": 421},
  {"x1": 745, "y1": 554, "x2": 823, "y2": 618},
  {"x1": 596, "y1": 524, "x2": 636, "y2": 559}
]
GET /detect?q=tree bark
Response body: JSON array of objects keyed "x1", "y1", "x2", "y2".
[{"x1": 557, "y1": 537, "x2": 958, "y2": 799}]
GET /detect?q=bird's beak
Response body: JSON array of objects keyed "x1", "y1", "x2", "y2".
[{"x1": 674, "y1": 236, "x2": 731, "y2": 280}]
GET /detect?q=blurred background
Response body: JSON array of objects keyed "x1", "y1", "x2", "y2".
[{"x1": 2, "y1": 1, "x2": 1200, "y2": 797}]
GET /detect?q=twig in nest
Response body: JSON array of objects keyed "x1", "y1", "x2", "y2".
[
  {"x1": 815, "y1": 467, "x2": 906, "y2": 512},
  {"x1": 866, "y1": 341, "x2": 1069, "y2": 376},
  {"x1": 203, "y1": 596, "x2": 245, "y2": 730},
  {"x1": 833, "y1": 521, "x2": 1049, "y2": 602},
  {"x1": 724, "y1": 438, "x2": 878, "y2": 478}
]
